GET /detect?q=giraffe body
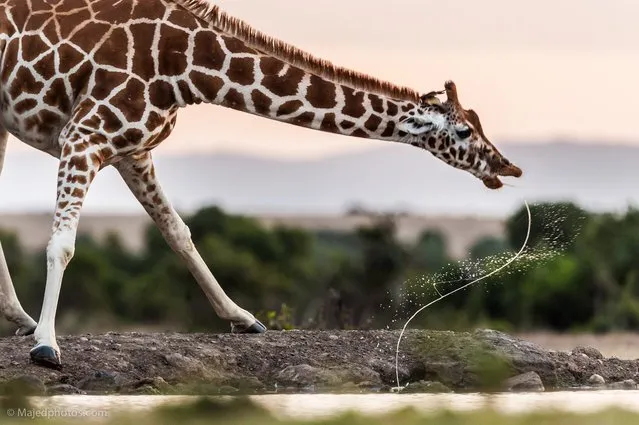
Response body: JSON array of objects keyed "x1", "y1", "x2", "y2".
[
  {"x1": 0, "y1": 0, "x2": 191, "y2": 160},
  {"x1": 0, "y1": 0, "x2": 410, "y2": 162},
  {"x1": 0, "y1": 0, "x2": 521, "y2": 367}
]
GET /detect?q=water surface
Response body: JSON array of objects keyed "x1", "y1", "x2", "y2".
[{"x1": 29, "y1": 391, "x2": 639, "y2": 420}]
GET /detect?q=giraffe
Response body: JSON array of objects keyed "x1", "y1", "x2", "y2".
[{"x1": 0, "y1": 0, "x2": 522, "y2": 368}]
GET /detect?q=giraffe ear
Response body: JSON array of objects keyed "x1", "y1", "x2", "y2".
[{"x1": 420, "y1": 90, "x2": 444, "y2": 106}]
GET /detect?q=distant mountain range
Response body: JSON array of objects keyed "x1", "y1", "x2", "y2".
[{"x1": 2, "y1": 142, "x2": 638, "y2": 217}]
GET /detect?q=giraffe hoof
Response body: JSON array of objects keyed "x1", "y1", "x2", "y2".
[
  {"x1": 231, "y1": 319, "x2": 267, "y2": 334},
  {"x1": 30, "y1": 346, "x2": 62, "y2": 370},
  {"x1": 15, "y1": 324, "x2": 37, "y2": 336}
]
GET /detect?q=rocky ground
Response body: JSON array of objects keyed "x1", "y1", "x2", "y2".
[{"x1": 0, "y1": 329, "x2": 637, "y2": 396}]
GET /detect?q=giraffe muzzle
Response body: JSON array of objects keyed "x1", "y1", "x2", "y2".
[
  {"x1": 482, "y1": 163, "x2": 522, "y2": 189},
  {"x1": 500, "y1": 163, "x2": 523, "y2": 178}
]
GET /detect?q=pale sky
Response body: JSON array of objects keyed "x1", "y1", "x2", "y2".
[{"x1": 9, "y1": 0, "x2": 639, "y2": 159}]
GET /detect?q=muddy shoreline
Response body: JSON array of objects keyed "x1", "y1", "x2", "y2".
[{"x1": 0, "y1": 330, "x2": 637, "y2": 395}]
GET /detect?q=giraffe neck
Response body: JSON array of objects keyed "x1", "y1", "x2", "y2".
[{"x1": 178, "y1": 32, "x2": 416, "y2": 143}]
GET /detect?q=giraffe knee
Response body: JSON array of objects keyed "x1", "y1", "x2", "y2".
[
  {"x1": 166, "y1": 222, "x2": 195, "y2": 254},
  {"x1": 46, "y1": 230, "x2": 76, "y2": 268}
]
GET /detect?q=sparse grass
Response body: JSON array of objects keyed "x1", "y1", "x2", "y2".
[{"x1": 1, "y1": 397, "x2": 639, "y2": 425}]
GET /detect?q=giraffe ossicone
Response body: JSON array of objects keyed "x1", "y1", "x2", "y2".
[{"x1": 0, "y1": 0, "x2": 521, "y2": 368}]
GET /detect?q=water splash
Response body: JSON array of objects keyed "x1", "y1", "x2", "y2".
[
  {"x1": 387, "y1": 201, "x2": 584, "y2": 329},
  {"x1": 392, "y1": 200, "x2": 533, "y2": 391}
]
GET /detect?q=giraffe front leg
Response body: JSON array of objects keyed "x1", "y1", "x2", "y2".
[
  {"x1": 115, "y1": 154, "x2": 266, "y2": 334},
  {"x1": 0, "y1": 129, "x2": 37, "y2": 335},
  {"x1": 30, "y1": 140, "x2": 103, "y2": 369}
]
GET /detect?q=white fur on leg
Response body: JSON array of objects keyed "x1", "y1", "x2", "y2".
[
  {"x1": 0, "y1": 242, "x2": 37, "y2": 333},
  {"x1": 179, "y1": 236, "x2": 255, "y2": 323},
  {"x1": 160, "y1": 212, "x2": 255, "y2": 324},
  {"x1": 32, "y1": 228, "x2": 76, "y2": 357},
  {"x1": 0, "y1": 129, "x2": 37, "y2": 334}
]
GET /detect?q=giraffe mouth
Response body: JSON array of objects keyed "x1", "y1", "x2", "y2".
[
  {"x1": 482, "y1": 164, "x2": 523, "y2": 190},
  {"x1": 482, "y1": 176, "x2": 503, "y2": 189}
]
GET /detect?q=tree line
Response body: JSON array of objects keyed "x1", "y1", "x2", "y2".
[{"x1": 1, "y1": 201, "x2": 638, "y2": 334}]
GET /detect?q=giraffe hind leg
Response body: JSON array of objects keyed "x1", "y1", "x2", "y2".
[
  {"x1": 115, "y1": 153, "x2": 266, "y2": 334},
  {"x1": 0, "y1": 128, "x2": 37, "y2": 336}
]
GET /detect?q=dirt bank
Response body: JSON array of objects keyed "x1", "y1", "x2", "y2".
[
  {"x1": 0, "y1": 330, "x2": 637, "y2": 395},
  {"x1": 517, "y1": 332, "x2": 639, "y2": 360}
]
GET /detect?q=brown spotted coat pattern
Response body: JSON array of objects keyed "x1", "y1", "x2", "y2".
[{"x1": 0, "y1": 0, "x2": 520, "y2": 364}]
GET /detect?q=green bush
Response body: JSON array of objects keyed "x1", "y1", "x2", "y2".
[{"x1": 4, "y1": 200, "x2": 639, "y2": 334}]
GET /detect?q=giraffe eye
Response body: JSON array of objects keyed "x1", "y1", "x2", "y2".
[{"x1": 456, "y1": 128, "x2": 472, "y2": 139}]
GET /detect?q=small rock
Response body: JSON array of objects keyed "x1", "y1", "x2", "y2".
[
  {"x1": 77, "y1": 371, "x2": 118, "y2": 392},
  {"x1": 150, "y1": 376, "x2": 169, "y2": 388},
  {"x1": 1, "y1": 375, "x2": 46, "y2": 395},
  {"x1": 587, "y1": 374, "x2": 605, "y2": 386},
  {"x1": 572, "y1": 346, "x2": 604, "y2": 360},
  {"x1": 115, "y1": 359, "x2": 130, "y2": 369},
  {"x1": 164, "y1": 352, "x2": 226, "y2": 384},
  {"x1": 217, "y1": 385, "x2": 240, "y2": 394},
  {"x1": 608, "y1": 379, "x2": 637, "y2": 390},
  {"x1": 403, "y1": 380, "x2": 452, "y2": 393},
  {"x1": 58, "y1": 375, "x2": 72, "y2": 384},
  {"x1": 368, "y1": 358, "x2": 410, "y2": 384},
  {"x1": 47, "y1": 384, "x2": 85, "y2": 395},
  {"x1": 276, "y1": 364, "x2": 317, "y2": 386},
  {"x1": 328, "y1": 335, "x2": 339, "y2": 340},
  {"x1": 338, "y1": 382, "x2": 359, "y2": 391},
  {"x1": 338, "y1": 365, "x2": 381, "y2": 386},
  {"x1": 276, "y1": 364, "x2": 340, "y2": 387},
  {"x1": 230, "y1": 376, "x2": 266, "y2": 391},
  {"x1": 133, "y1": 385, "x2": 160, "y2": 395},
  {"x1": 295, "y1": 384, "x2": 313, "y2": 393},
  {"x1": 131, "y1": 376, "x2": 170, "y2": 392},
  {"x1": 79, "y1": 337, "x2": 89, "y2": 342},
  {"x1": 356, "y1": 381, "x2": 381, "y2": 390},
  {"x1": 164, "y1": 353, "x2": 201, "y2": 372},
  {"x1": 503, "y1": 372, "x2": 545, "y2": 392},
  {"x1": 278, "y1": 364, "x2": 380, "y2": 388}
]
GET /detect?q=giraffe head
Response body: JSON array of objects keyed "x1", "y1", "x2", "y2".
[{"x1": 399, "y1": 81, "x2": 522, "y2": 189}]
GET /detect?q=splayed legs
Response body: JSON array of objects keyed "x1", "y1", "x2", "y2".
[{"x1": 115, "y1": 153, "x2": 265, "y2": 333}]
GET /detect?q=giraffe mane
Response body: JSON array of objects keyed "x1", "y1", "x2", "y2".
[{"x1": 174, "y1": 0, "x2": 421, "y2": 102}]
